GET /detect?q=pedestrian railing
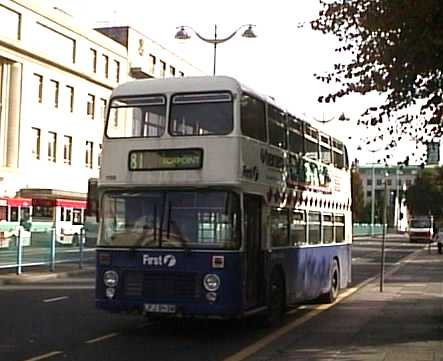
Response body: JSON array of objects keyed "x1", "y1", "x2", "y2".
[
  {"x1": 0, "y1": 227, "x2": 95, "y2": 274},
  {"x1": 353, "y1": 223, "x2": 384, "y2": 236}
]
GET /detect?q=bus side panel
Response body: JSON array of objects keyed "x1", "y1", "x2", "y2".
[
  {"x1": 280, "y1": 245, "x2": 352, "y2": 304},
  {"x1": 96, "y1": 250, "x2": 244, "y2": 318}
]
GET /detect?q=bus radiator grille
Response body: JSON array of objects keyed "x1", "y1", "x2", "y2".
[{"x1": 123, "y1": 271, "x2": 199, "y2": 301}]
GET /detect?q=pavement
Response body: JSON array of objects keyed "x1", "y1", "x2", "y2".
[
  {"x1": 247, "y1": 245, "x2": 443, "y2": 361},
  {"x1": 0, "y1": 242, "x2": 442, "y2": 361}
]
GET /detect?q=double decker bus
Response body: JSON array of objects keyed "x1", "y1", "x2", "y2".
[{"x1": 93, "y1": 76, "x2": 352, "y2": 324}]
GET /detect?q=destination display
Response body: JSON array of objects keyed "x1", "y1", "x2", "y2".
[{"x1": 129, "y1": 148, "x2": 203, "y2": 170}]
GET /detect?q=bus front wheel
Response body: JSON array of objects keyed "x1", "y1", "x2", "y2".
[
  {"x1": 263, "y1": 269, "x2": 286, "y2": 327},
  {"x1": 320, "y1": 260, "x2": 340, "y2": 304}
]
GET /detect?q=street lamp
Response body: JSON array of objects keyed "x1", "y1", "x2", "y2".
[
  {"x1": 174, "y1": 24, "x2": 257, "y2": 76},
  {"x1": 312, "y1": 112, "x2": 349, "y2": 124}
]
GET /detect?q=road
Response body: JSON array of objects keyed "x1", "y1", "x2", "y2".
[{"x1": 0, "y1": 234, "x2": 427, "y2": 361}]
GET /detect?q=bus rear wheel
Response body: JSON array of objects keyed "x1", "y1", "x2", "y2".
[
  {"x1": 320, "y1": 260, "x2": 340, "y2": 304},
  {"x1": 263, "y1": 270, "x2": 285, "y2": 327}
]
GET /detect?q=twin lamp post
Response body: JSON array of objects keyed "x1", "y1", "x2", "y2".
[{"x1": 174, "y1": 24, "x2": 257, "y2": 76}]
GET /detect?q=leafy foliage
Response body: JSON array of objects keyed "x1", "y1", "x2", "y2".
[
  {"x1": 406, "y1": 167, "x2": 443, "y2": 219},
  {"x1": 311, "y1": 0, "x2": 443, "y2": 149}
]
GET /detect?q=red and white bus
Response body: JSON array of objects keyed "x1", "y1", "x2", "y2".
[{"x1": 0, "y1": 197, "x2": 32, "y2": 248}]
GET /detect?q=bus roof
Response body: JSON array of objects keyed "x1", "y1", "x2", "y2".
[{"x1": 110, "y1": 76, "x2": 279, "y2": 107}]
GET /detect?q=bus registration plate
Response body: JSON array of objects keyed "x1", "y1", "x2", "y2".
[{"x1": 144, "y1": 304, "x2": 176, "y2": 314}]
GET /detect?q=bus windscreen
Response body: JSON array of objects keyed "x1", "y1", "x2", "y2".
[{"x1": 99, "y1": 190, "x2": 240, "y2": 250}]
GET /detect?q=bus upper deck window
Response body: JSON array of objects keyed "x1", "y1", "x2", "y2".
[
  {"x1": 106, "y1": 96, "x2": 166, "y2": 138},
  {"x1": 240, "y1": 94, "x2": 266, "y2": 141},
  {"x1": 170, "y1": 92, "x2": 233, "y2": 136}
]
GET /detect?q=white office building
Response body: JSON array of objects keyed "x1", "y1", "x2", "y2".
[{"x1": 0, "y1": 0, "x2": 203, "y2": 201}]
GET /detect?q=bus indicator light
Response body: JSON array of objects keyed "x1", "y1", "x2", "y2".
[
  {"x1": 99, "y1": 253, "x2": 111, "y2": 266},
  {"x1": 212, "y1": 256, "x2": 224, "y2": 269}
]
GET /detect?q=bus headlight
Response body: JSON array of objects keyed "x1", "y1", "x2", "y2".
[
  {"x1": 203, "y1": 274, "x2": 221, "y2": 292},
  {"x1": 103, "y1": 270, "x2": 119, "y2": 288}
]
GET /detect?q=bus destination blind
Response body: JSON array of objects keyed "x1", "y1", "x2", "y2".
[{"x1": 129, "y1": 148, "x2": 203, "y2": 171}]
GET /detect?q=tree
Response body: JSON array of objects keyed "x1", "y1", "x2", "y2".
[
  {"x1": 311, "y1": 1, "x2": 443, "y2": 149},
  {"x1": 351, "y1": 168, "x2": 365, "y2": 221},
  {"x1": 406, "y1": 166, "x2": 443, "y2": 219}
]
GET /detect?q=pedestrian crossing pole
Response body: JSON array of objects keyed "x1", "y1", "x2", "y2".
[
  {"x1": 16, "y1": 228, "x2": 22, "y2": 275},
  {"x1": 50, "y1": 227, "x2": 56, "y2": 272}
]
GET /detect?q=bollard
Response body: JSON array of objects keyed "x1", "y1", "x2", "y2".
[
  {"x1": 50, "y1": 228, "x2": 56, "y2": 272},
  {"x1": 16, "y1": 228, "x2": 22, "y2": 275},
  {"x1": 79, "y1": 228, "x2": 84, "y2": 269}
]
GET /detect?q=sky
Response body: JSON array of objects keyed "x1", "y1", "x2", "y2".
[{"x1": 50, "y1": 0, "x2": 423, "y2": 165}]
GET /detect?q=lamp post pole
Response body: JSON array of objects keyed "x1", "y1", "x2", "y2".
[
  {"x1": 395, "y1": 166, "x2": 400, "y2": 231},
  {"x1": 380, "y1": 170, "x2": 389, "y2": 292},
  {"x1": 175, "y1": 24, "x2": 257, "y2": 76},
  {"x1": 371, "y1": 165, "x2": 376, "y2": 236},
  {"x1": 213, "y1": 25, "x2": 217, "y2": 76}
]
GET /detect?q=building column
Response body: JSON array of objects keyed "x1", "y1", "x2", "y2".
[{"x1": 6, "y1": 62, "x2": 22, "y2": 168}]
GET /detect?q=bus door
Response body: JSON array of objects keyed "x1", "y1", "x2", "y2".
[{"x1": 244, "y1": 194, "x2": 265, "y2": 308}]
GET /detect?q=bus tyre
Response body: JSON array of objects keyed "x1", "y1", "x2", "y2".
[
  {"x1": 263, "y1": 270, "x2": 285, "y2": 327},
  {"x1": 438, "y1": 242, "x2": 442, "y2": 254},
  {"x1": 320, "y1": 260, "x2": 340, "y2": 304}
]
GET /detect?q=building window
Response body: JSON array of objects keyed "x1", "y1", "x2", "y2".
[
  {"x1": 367, "y1": 179, "x2": 372, "y2": 186},
  {"x1": 50, "y1": 80, "x2": 59, "y2": 108},
  {"x1": 376, "y1": 179, "x2": 382, "y2": 186},
  {"x1": 170, "y1": 66, "x2": 176, "y2": 77},
  {"x1": 149, "y1": 54, "x2": 156, "y2": 74},
  {"x1": 85, "y1": 141, "x2": 93, "y2": 168},
  {"x1": 114, "y1": 60, "x2": 120, "y2": 82},
  {"x1": 160, "y1": 60, "x2": 166, "y2": 78},
  {"x1": 35, "y1": 22, "x2": 76, "y2": 64},
  {"x1": 66, "y1": 85, "x2": 74, "y2": 113},
  {"x1": 0, "y1": 4, "x2": 21, "y2": 40},
  {"x1": 102, "y1": 54, "x2": 109, "y2": 78},
  {"x1": 63, "y1": 135, "x2": 72, "y2": 165},
  {"x1": 87, "y1": 94, "x2": 95, "y2": 119},
  {"x1": 100, "y1": 98, "x2": 107, "y2": 121},
  {"x1": 47, "y1": 131, "x2": 57, "y2": 162},
  {"x1": 90, "y1": 48, "x2": 97, "y2": 73},
  {"x1": 32, "y1": 128, "x2": 41, "y2": 160},
  {"x1": 34, "y1": 73, "x2": 43, "y2": 103}
]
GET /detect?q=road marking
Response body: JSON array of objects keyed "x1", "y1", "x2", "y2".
[
  {"x1": 223, "y1": 287, "x2": 359, "y2": 361},
  {"x1": 85, "y1": 333, "x2": 119, "y2": 344},
  {"x1": 43, "y1": 296, "x2": 69, "y2": 303},
  {"x1": 23, "y1": 351, "x2": 63, "y2": 361}
]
